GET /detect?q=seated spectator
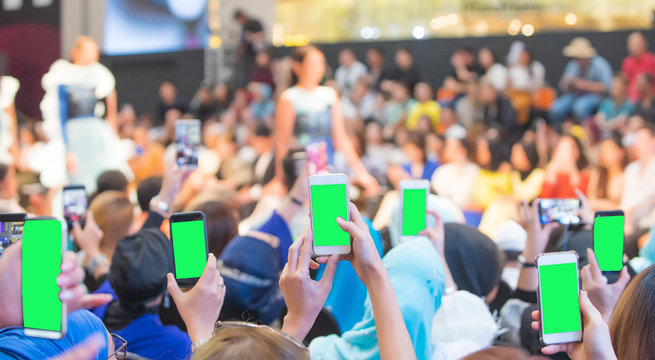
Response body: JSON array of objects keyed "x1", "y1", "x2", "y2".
[
  {"x1": 381, "y1": 80, "x2": 415, "y2": 132},
  {"x1": 621, "y1": 125, "x2": 655, "y2": 233},
  {"x1": 190, "y1": 85, "x2": 217, "y2": 123},
  {"x1": 128, "y1": 117, "x2": 166, "y2": 183},
  {"x1": 386, "y1": 47, "x2": 421, "y2": 92},
  {"x1": 478, "y1": 47, "x2": 507, "y2": 92},
  {"x1": 541, "y1": 135, "x2": 590, "y2": 198},
  {"x1": 510, "y1": 140, "x2": 544, "y2": 202},
  {"x1": 593, "y1": 73, "x2": 634, "y2": 136},
  {"x1": 366, "y1": 47, "x2": 390, "y2": 90},
  {"x1": 588, "y1": 135, "x2": 627, "y2": 211},
  {"x1": 249, "y1": 50, "x2": 275, "y2": 91},
  {"x1": 155, "y1": 81, "x2": 188, "y2": 126},
  {"x1": 390, "y1": 131, "x2": 439, "y2": 185},
  {"x1": 334, "y1": 48, "x2": 368, "y2": 96},
  {"x1": 472, "y1": 133, "x2": 512, "y2": 210},
  {"x1": 247, "y1": 82, "x2": 275, "y2": 125},
  {"x1": 443, "y1": 46, "x2": 483, "y2": 98},
  {"x1": 550, "y1": 38, "x2": 612, "y2": 125},
  {"x1": 361, "y1": 121, "x2": 395, "y2": 182},
  {"x1": 213, "y1": 83, "x2": 232, "y2": 115},
  {"x1": 479, "y1": 81, "x2": 521, "y2": 143},
  {"x1": 507, "y1": 48, "x2": 546, "y2": 125},
  {"x1": 631, "y1": 72, "x2": 655, "y2": 124},
  {"x1": 89, "y1": 169, "x2": 129, "y2": 203},
  {"x1": 0, "y1": 164, "x2": 25, "y2": 213},
  {"x1": 621, "y1": 31, "x2": 655, "y2": 102},
  {"x1": 340, "y1": 75, "x2": 376, "y2": 127},
  {"x1": 432, "y1": 135, "x2": 480, "y2": 210},
  {"x1": 455, "y1": 81, "x2": 484, "y2": 129},
  {"x1": 406, "y1": 82, "x2": 441, "y2": 131}
]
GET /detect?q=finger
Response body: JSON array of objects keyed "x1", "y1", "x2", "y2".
[
  {"x1": 579, "y1": 291, "x2": 604, "y2": 325},
  {"x1": 348, "y1": 202, "x2": 367, "y2": 228},
  {"x1": 542, "y1": 344, "x2": 569, "y2": 355},
  {"x1": 287, "y1": 234, "x2": 304, "y2": 271},
  {"x1": 57, "y1": 265, "x2": 85, "y2": 288},
  {"x1": 50, "y1": 334, "x2": 104, "y2": 360},
  {"x1": 531, "y1": 310, "x2": 540, "y2": 321},
  {"x1": 581, "y1": 266, "x2": 593, "y2": 290},
  {"x1": 315, "y1": 256, "x2": 331, "y2": 263},
  {"x1": 309, "y1": 259, "x2": 320, "y2": 270},
  {"x1": 319, "y1": 254, "x2": 339, "y2": 292},
  {"x1": 418, "y1": 229, "x2": 432, "y2": 238},
  {"x1": 85, "y1": 211, "x2": 97, "y2": 228},
  {"x1": 79, "y1": 293, "x2": 113, "y2": 310},
  {"x1": 198, "y1": 254, "x2": 218, "y2": 286},
  {"x1": 426, "y1": 210, "x2": 441, "y2": 225},
  {"x1": 60, "y1": 252, "x2": 77, "y2": 272},
  {"x1": 530, "y1": 198, "x2": 540, "y2": 224},
  {"x1": 531, "y1": 320, "x2": 540, "y2": 331},
  {"x1": 612, "y1": 266, "x2": 631, "y2": 291},
  {"x1": 585, "y1": 248, "x2": 603, "y2": 282},
  {"x1": 297, "y1": 231, "x2": 313, "y2": 273},
  {"x1": 166, "y1": 273, "x2": 184, "y2": 302},
  {"x1": 71, "y1": 222, "x2": 83, "y2": 239},
  {"x1": 59, "y1": 284, "x2": 86, "y2": 304}
]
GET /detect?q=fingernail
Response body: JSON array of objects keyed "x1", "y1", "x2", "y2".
[
  {"x1": 57, "y1": 276, "x2": 69, "y2": 285},
  {"x1": 61, "y1": 261, "x2": 75, "y2": 271},
  {"x1": 60, "y1": 290, "x2": 73, "y2": 301}
]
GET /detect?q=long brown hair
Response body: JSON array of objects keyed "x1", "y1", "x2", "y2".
[
  {"x1": 609, "y1": 265, "x2": 655, "y2": 360},
  {"x1": 191, "y1": 323, "x2": 310, "y2": 360}
]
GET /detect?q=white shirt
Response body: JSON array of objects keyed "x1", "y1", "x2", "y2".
[
  {"x1": 621, "y1": 158, "x2": 655, "y2": 228},
  {"x1": 508, "y1": 61, "x2": 546, "y2": 92},
  {"x1": 482, "y1": 63, "x2": 508, "y2": 92},
  {"x1": 0, "y1": 76, "x2": 19, "y2": 165},
  {"x1": 334, "y1": 61, "x2": 367, "y2": 95},
  {"x1": 431, "y1": 162, "x2": 480, "y2": 209}
]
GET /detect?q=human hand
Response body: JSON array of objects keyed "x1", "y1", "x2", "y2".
[
  {"x1": 262, "y1": 177, "x2": 288, "y2": 198},
  {"x1": 47, "y1": 334, "x2": 105, "y2": 360},
  {"x1": 71, "y1": 212, "x2": 103, "y2": 258},
  {"x1": 574, "y1": 188, "x2": 594, "y2": 226},
  {"x1": 357, "y1": 170, "x2": 380, "y2": 197},
  {"x1": 66, "y1": 152, "x2": 78, "y2": 175},
  {"x1": 334, "y1": 202, "x2": 385, "y2": 286},
  {"x1": 280, "y1": 231, "x2": 339, "y2": 342},
  {"x1": 531, "y1": 292, "x2": 617, "y2": 360},
  {"x1": 58, "y1": 251, "x2": 113, "y2": 312},
  {"x1": 167, "y1": 254, "x2": 225, "y2": 343},
  {"x1": 581, "y1": 248, "x2": 630, "y2": 323},
  {"x1": 419, "y1": 210, "x2": 445, "y2": 256},
  {"x1": 160, "y1": 161, "x2": 195, "y2": 209},
  {"x1": 517, "y1": 199, "x2": 559, "y2": 260}
]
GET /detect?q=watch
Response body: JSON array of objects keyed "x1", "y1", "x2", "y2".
[
  {"x1": 518, "y1": 254, "x2": 537, "y2": 268},
  {"x1": 150, "y1": 195, "x2": 169, "y2": 214},
  {"x1": 86, "y1": 253, "x2": 108, "y2": 274}
]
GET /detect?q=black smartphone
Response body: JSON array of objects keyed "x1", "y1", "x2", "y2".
[
  {"x1": 175, "y1": 119, "x2": 201, "y2": 168},
  {"x1": 169, "y1": 211, "x2": 208, "y2": 287},
  {"x1": 63, "y1": 185, "x2": 87, "y2": 231},
  {"x1": 593, "y1": 210, "x2": 625, "y2": 283},
  {"x1": 0, "y1": 213, "x2": 27, "y2": 258},
  {"x1": 538, "y1": 198, "x2": 581, "y2": 225}
]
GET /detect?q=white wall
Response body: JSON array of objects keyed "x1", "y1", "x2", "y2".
[{"x1": 60, "y1": 0, "x2": 105, "y2": 56}]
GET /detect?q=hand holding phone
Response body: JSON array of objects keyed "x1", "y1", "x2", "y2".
[
  {"x1": 309, "y1": 174, "x2": 351, "y2": 256},
  {"x1": 400, "y1": 180, "x2": 429, "y2": 241},
  {"x1": 175, "y1": 119, "x2": 201, "y2": 168},
  {"x1": 538, "y1": 199, "x2": 581, "y2": 225},
  {"x1": 536, "y1": 251, "x2": 582, "y2": 345},
  {"x1": 170, "y1": 211, "x2": 208, "y2": 287}
]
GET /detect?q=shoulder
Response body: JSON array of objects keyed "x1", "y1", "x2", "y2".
[{"x1": 318, "y1": 86, "x2": 338, "y2": 100}]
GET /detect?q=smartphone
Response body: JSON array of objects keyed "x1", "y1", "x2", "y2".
[
  {"x1": 306, "y1": 141, "x2": 329, "y2": 176},
  {"x1": 0, "y1": 213, "x2": 27, "y2": 258},
  {"x1": 63, "y1": 185, "x2": 87, "y2": 231},
  {"x1": 22, "y1": 217, "x2": 67, "y2": 339},
  {"x1": 593, "y1": 210, "x2": 624, "y2": 274},
  {"x1": 175, "y1": 119, "x2": 201, "y2": 168},
  {"x1": 400, "y1": 180, "x2": 429, "y2": 241},
  {"x1": 538, "y1": 198, "x2": 581, "y2": 225},
  {"x1": 169, "y1": 211, "x2": 208, "y2": 287},
  {"x1": 536, "y1": 251, "x2": 582, "y2": 345},
  {"x1": 309, "y1": 173, "x2": 351, "y2": 256}
]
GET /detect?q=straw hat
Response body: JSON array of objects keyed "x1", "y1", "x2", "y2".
[{"x1": 563, "y1": 37, "x2": 597, "y2": 59}]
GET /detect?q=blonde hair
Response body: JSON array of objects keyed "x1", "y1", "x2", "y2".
[
  {"x1": 192, "y1": 323, "x2": 309, "y2": 360},
  {"x1": 89, "y1": 191, "x2": 134, "y2": 250}
]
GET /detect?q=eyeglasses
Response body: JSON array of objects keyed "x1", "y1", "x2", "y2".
[
  {"x1": 215, "y1": 321, "x2": 308, "y2": 353},
  {"x1": 107, "y1": 333, "x2": 128, "y2": 360}
]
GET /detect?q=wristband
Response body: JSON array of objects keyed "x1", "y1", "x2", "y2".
[
  {"x1": 86, "y1": 253, "x2": 108, "y2": 273},
  {"x1": 291, "y1": 197, "x2": 303, "y2": 206},
  {"x1": 191, "y1": 338, "x2": 209, "y2": 352},
  {"x1": 518, "y1": 254, "x2": 537, "y2": 268}
]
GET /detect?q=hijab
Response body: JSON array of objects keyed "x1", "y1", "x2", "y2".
[
  {"x1": 309, "y1": 236, "x2": 445, "y2": 360},
  {"x1": 0, "y1": 310, "x2": 110, "y2": 359}
]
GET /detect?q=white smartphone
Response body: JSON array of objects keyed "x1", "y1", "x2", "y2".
[
  {"x1": 536, "y1": 251, "x2": 582, "y2": 345},
  {"x1": 175, "y1": 119, "x2": 201, "y2": 168},
  {"x1": 309, "y1": 173, "x2": 351, "y2": 256},
  {"x1": 22, "y1": 217, "x2": 68, "y2": 339},
  {"x1": 400, "y1": 180, "x2": 430, "y2": 241}
]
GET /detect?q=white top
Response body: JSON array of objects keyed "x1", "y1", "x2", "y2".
[
  {"x1": 482, "y1": 63, "x2": 508, "y2": 92},
  {"x1": 621, "y1": 158, "x2": 655, "y2": 228},
  {"x1": 508, "y1": 61, "x2": 546, "y2": 92},
  {"x1": 431, "y1": 162, "x2": 480, "y2": 209},
  {"x1": 0, "y1": 76, "x2": 19, "y2": 165},
  {"x1": 334, "y1": 61, "x2": 367, "y2": 95}
]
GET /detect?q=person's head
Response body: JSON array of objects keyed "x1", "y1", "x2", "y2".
[
  {"x1": 249, "y1": 124, "x2": 274, "y2": 154},
  {"x1": 214, "y1": 83, "x2": 230, "y2": 104},
  {"x1": 291, "y1": 46, "x2": 325, "y2": 87},
  {"x1": 96, "y1": 170, "x2": 129, "y2": 195},
  {"x1": 478, "y1": 47, "x2": 497, "y2": 70},
  {"x1": 627, "y1": 31, "x2": 648, "y2": 57},
  {"x1": 70, "y1": 36, "x2": 99, "y2": 66},
  {"x1": 402, "y1": 131, "x2": 427, "y2": 164},
  {"x1": 633, "y1": 125, "x2": 655, "y2": 160},
  {"x1": 563, "y1": 37, "x2": 596, "y2": 66},
  {"x1": 442, "y1": 137, "x2": 469, "y2": 163},
  {"x1": 192, "y1": 201, "x2": 238, "y2": 257},
  {"x1": 197, "y1": 85, "x2": 213, "y2": 105},
  {"x1": 391, "y1": 80, "x2": 411, "y2": 101},
  {"x1": 510, "y1": 141, "x2": 539, "y2": 176},
  {"x1": 552, "y1": 135, "x2": 589, "y2": 170},
  {"x1": 611, "y1": 73, "x2": 629, "y2": 100},
  {"x1": 518, "y1": 48, "x2": 533, "y2": 67},
  {"x1": 136, "y1": 176, "x2": 162, "y2": 212},
  {"x1": 191, "y1": 323, "x2": 309, "y2": 360},
  {"x1": 233, "y1": 9, "x2": 248, "y2": 24},
  {"x1": 475, "y1": 131, "x2": 507, "y2": 172},
  {"x1": 89, "y1": 191, "x2": 135, "y2": 251},
  {"x1": 414, "y1": 82, "x2": 433, "y2": 102},
  {"x1": 599, "y1": 134, "x2": 627, "y2": 170},
  {"x1": 636, "y1": 72, "x2": 654, "y2": 98},
  {"x1": 458, "y1": 46, "x2": 476, "y2": 66},
  {"x1": 255, "y1": 50, "x2": 272, "y2": 68},
  {"x1": 364, "y1": 121, "x2": 383, "y2": 147},
  {"x1": 351, "y1": 75, "x2": 373, "y2": 101},
  {"x1": 159, "y1": 81, "x2": 178, "y2": 105},
  {"x1": 0, "y1": 164, "x2": 18, "y2": 199},
  {"x1": 479, "y1": 81, "x2": 498, "y2": 106},
  {"x1": 366, "y1": 47, "x2": 385, "y2": 69},
  {"x1": 609, "y1": 265, "x2": 655, "y2": 360},
  {"x1": 395, "y1": 47, "x2": 414, "y2": 70},
  {"x1": 425, "y1": 132, "x2": 444, "y2": 158},
  {"x1": 338, "y1": 48, "x2": 356, "y2": 67}
]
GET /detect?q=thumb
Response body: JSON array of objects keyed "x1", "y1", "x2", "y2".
[
  {"x1": 612, "y1": 266, "x2": 631, "y2": 291},
  {"x1": 167, "y1": 273, "x2": 183, "y2": 302},
  {"x1": 579, "y1": 291, "x2": 603, "y2": 325},
  {"x1": 71, "y1": 222, "x2": 82, "y2": 239},
  {"x1": 319, "y1": 254, "x2": 339, "y2": 292}
]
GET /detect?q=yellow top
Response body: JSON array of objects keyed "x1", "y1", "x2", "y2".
[
  {"x1": 406, "y1": 100, "x2": 441, "y2": 131},
  {"x1": 473, "y1": 169, "x2": 512, "y2": 209}
]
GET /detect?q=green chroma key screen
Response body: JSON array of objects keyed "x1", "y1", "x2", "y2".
[
  {"x1": 311, "y1": 184, "x2": 349, "y2": 246},
  {"x1": 22, "y1": 219, "x2": 62, "y2": 332},
  {"x1": 539, "y1": 262, "x2": 581, "y2": 334},
  {"x1": 171, "y1": 220, "x2": 207, "y2": 279},
  {"x1": 594, "y1": 215, "x2": 624, "y2": 271},
  {"x1": 402, "y1": 188, "x2": 427, "y2": 236}
]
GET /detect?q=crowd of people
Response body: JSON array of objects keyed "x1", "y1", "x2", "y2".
[{"x1": 1, "y1": 9, "x2": 655, "y2": 359}]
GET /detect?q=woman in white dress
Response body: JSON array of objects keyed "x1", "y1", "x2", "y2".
[{"x1": 0, "y1": 74, "x2": 19, "y2": 166}]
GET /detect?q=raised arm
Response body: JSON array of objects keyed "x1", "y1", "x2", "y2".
[{"x1": 274, "y1": 93, "x2": 295, "y2": 185}]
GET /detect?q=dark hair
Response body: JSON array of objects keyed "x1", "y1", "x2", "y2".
[
  {"x1": 193, "y1": 201, "x2": 238, "y2": 257},
  {"x1": 368, "y1": 47, "x2": 386, "y2": 57},
  {"x1": 614, "y1": 72, "x2": 629, "y2": 86},
  {"x1": 96, "y1": 170, "x2": 128, "y2": 194},
  {"x1": 518, "y1": 141, "x2": 539, "y2": 180},
  {"x1": 480, "y1": 47, "x2": 498, "y2": 64},
  {"x1": 641, "y1": 73, "x2": 655, "y2": 86},
  {"x1": 405, "y1": 131, "x2": 427, "y2": 163},
  {"x1": 291, "y1": 46, "x2": 322, "y2": 64},
  {"x1": 233, "y1": 9, "x2": 246, "y2": 19},
  {"x1": 137, "y1": 176, "x2": 162, "y2": 212},
  {"x1": 0, "y1": 164, "x2": 8, "y2": 182},
  {"x1": 254, "y1": 124, "x2": 272, "y2": 137},
  {"x1": 459, "y1": 45, "x2": 476, "y2": 55},
  {"x1": 396, "y1": 47, "x2": 413, "y2": 56},
  {"x1": 569, "y1": 135, "x2": 589, "y2": 170},
  {"x1": 478, "y1": 135, "x2": 508, "y2": 172},
  {"x1": 596, "y1": 134, "x2": 627, "y2": 199}
]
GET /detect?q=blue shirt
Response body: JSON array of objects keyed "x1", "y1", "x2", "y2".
[
  {"x1": 597, "y1": 98, "x2": 634, "y2": 121},
  {"x1": 402, "y1": 159, "x2": 440, "y2": 181},
  {"x1": 560, "y1": 56, "x2": 613, "y2": 93},
  {"x1": 114, "y1": 313, "x2": 191, "y2": 360}
]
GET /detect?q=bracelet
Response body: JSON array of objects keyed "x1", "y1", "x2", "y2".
[
  {"x1": 291, "y1": 197, "x2": 303, "y2": 206},
  {"x1": 191, "y1": 338, "x2": 209, "y2": 352},
  {"x1": 86, "y1": 254, "x2": 108, "y2": 274},
  {"x1": 518, "y1": 254, "x2": 537, "y2": 268}
]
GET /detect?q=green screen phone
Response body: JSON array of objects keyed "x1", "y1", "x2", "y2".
[
  {"x1": 593, "y1": 210, "x2": 624, "y2": 272},
  {"x1": 401, "y1": 180, "x2": 429, "y2": 238},
  {"x1": 22, "y1": 217, "x2": 65, "y2": 339},
  {"x1": 537, "y1": 251, "x2": 582, "y2": 344},
  {"x1": 170, "y1": 211, "x2": 208, "y2": 287},
  {"x1": 310, "y1": 174, "x2": 351, "y2": 255}
]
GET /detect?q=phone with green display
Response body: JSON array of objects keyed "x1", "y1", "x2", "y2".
[
  {"x1": 400, "y1": 180, "x2": 429, "y2": 241},
  {"x1": 593, "y1": 210, "x2": 624, "y2": 280},
  {"x1": 169, "y1": 211, "x2": 208, "y2": 287},
  {"x1": 309, "y1": 173, "x2": 351, "y2": 256},
  {"x1": 536, "y1": 251, "x2": 582, "y2": 345},
  {"x1": 22, "y1": 217, "x2": 67, "y2": 339}
]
